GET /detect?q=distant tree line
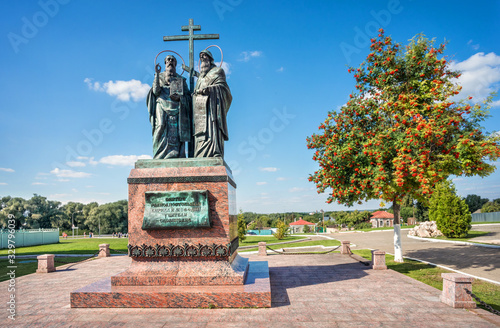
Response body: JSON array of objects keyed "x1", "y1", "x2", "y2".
[
  {"x1": 239, "y1": 193, "x2": 497, "y2": 230},
  {"x1": 0, "y1": 194, "x2": 127, "y2": 234}
]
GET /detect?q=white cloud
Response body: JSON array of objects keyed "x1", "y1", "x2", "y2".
[
  {"x1": 0, "y1": 182, "x2": 7, "y2": 185},
  {"x1": 276, "y1": 67, "x2": 284, "y2": 72},
  {"x1": 276, "y1": 177, "x2": 289, "y2": 181},
  {"x1": 467, "y1": 40, "x2": 480, "y2": 51},
  {"x1": 70, "y1": 157, "x2": 98, "y2": 166},
  {"x1": 32, "y1": 182, "x2": 46, "y2": 185},
  {"x1": 260, "y1": 167, "x2": 279, "y2": 172},
  {"x1": 256, "y1": 182, "x2": 268, "y2": 185},
  {"x1": 289, "y1": 187, "x2": 307, "y2": 193},
  {"x1": 216, "y1": 61, "x2": 232, "y2": 77},
  {"x1": 50, "y1": 168, "x2": 92, "y2": 178},
  {"x1": 66, "y1": 161, "x2": 86, "y2": 168},
  {"x1": 0, "y1": 168, "x2": 14, "y2": 173},
  {"x1": 99, "y1": 154, "x2": 152, "y2": 166},
  {"x1": 84, "y1": 78, "x2": 150, "y2": 102},
  {"x1": 49, "y1": 193, "x2": 71, "y2": 199},
  {"x1": 238, "y1": 51, "x2": 263, "y2": 62},
  {"x1": 449, "y1": 52, "x2": 500, "y2": 105}
]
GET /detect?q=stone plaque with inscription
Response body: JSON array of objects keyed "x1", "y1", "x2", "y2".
[{"x1": 142, "y1": 190, "x2": 210, "y2": 229}]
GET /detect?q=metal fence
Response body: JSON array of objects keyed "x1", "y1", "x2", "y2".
[
  {"x1": 471, "y1": 212, "x2": 500, "y2": 222},
  {"x1": 0, "y1": 228, "x2": 60, "y2": 249},
  {"x1": 247, "y1": 229, "x2": 273, "y2": 235}
]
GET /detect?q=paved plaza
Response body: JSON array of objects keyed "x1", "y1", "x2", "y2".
[{"x1": 2, "y1": 252, "x2": 499, "y2": 327}]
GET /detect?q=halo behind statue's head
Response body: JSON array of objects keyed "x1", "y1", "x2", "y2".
[
  {"x1": 154, "y1": 50, "x2": 186, "y2": 76},
  {"x1": 199, "y1": 45, "x2": 223, "y2": 71}
]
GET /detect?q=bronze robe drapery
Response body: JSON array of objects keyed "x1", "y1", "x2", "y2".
[
  {"x1": 146, "y1": 72, "x2": 191, "y2": 159},
  {"x1": 192, "y1": 66, "x2": 232, "y2": 158}
]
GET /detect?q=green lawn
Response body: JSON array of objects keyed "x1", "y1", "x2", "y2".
[
  {"x1": 471, "y1": 221, "x2": 500, "y2": 225},
  {"x1": 0, "y1": 257, "x2": 96, "y2": 282},
  {"x1": 239, "y1": 236, "x2": 305, "y2": 247},
  {"x1": 352, "y1": 249, "x2": 500, "y2": 312},
  {"x1": 239, "y1": 238, "x2": 340, "y2": 252},
  {"x1": 0, "y1": 238, "x2": 129, "y2": 256}
]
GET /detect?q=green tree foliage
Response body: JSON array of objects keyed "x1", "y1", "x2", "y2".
[
  {"x1": 273, "y1": 220, "x2": 289, "y2": 240},
  {"x1": 464, "y1": 194, "x2": 489, "y2": 213},
  {"x1": 429, "y1": 180, "x2": 471, "y2": 238},
  {"x1": 0, "y1": 195, "x2": 128, "y2": 234},
  {"x1": 26, "y1": 194, "x2": 63, "y2": 229},
  {"x1": 303, "y1": 224, "x2": 311, "y2": 233},
  {"x1": 85, "y1": 200, "x2": 128, "y2": 235},
  {"x1": 247, "y1": 221, "x2": 257, "y2": 230},
  {"x1": 237, "y1": 210, "x2": 247, "y2": 242},
  {"x1": 306, "y1": 30, "x2": 500, "y2": 260},
  {"x1": 0, "y1": 196, "x2": 29, "y2": 229},
  {"x1": 481, "y1": 199, "x2": 500, "y2": 213},
  {"x1": 331, "y1": 210, "x2": 370, "y2": 228},
  {"x1": 415, "y1": 201, "x2": 429, "y2": 222}
]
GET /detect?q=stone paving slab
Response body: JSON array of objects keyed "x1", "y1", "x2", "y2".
[{"x1": 1, "y1": 253, "x2": 498, "y2": 327}]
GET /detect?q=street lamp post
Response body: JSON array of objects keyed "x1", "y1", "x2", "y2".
[{"x1": 72, "y1": 210, "x2": 82, "y2": 239}]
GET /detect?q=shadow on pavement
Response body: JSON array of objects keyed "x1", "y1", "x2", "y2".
[{"x1": 269, "y1": 261, "x2": 370, "y2": 307}]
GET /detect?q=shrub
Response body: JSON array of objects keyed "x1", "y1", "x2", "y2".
[
  {"x1": 273, "y1": 220, "x2": 289, "y2": 240},
  {"x1": 429, "y1": 180, "x2": 471, "y2": 238},
  {"x1": 353, "y1": 222, "x2": 372, "y2": 230},
  {"x1": 237, "y1": 212, "x2": 247, "y2": 242}
]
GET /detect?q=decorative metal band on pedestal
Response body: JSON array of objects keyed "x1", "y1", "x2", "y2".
[{"x1": 128, "y1": 237, "x2": 239, "y2": 259}]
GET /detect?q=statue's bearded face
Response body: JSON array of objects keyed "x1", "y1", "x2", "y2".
[
  {"x1": 200, "y1": 53, "x2": 212, "y2": 75},
  {"x1": 165, "y1": 56, "x2": 177, "y2": 75}
]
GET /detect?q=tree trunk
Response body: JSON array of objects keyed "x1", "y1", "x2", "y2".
[{"x1": 393, "y1": 200, "x2": 404, "y2": 263}]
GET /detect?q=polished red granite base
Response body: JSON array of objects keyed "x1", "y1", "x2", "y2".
[
  {"x1": 111, "y1": 254, "x2": 249, "y2": 286},
  {"x1": 71, "y1": 261, "x2": 270, "y2": 308}
]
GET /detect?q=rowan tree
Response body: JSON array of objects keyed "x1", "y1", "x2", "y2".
[{"x1": 307, "y1": 29, "x2": 500, "y2": 261}]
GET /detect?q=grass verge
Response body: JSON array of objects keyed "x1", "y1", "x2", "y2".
[
  {"x1": 0, "y1": 238, "x2": 129, "y2": 256},
  {"x1": 239, "y1": 236, "x2": 305, "y2": 247},
  {"x1": 0, "y1": 257, "x2": 96, "y2": 282},
  {"x1": 352, "y1": 249, "x2": 500, "y2": 312},
  {"x1": 239, "y1": 239, "x2": 340, "y2": 252}
]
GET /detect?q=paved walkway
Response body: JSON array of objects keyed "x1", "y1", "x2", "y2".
[
  {"x1": 1, "y1": 253, "x2": 499, "y2": 327},
  {"x1": 326, "y1": 225, "x2": 500, "y2": 283}
]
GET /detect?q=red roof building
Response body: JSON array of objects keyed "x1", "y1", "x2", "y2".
[
  {"x1": 289, "y1": 218, "x2": 315, "y2": 233},
  {"x1": 289, "y1": 219, "x2": 315, "y2": 226},
  {"x1": 370, "y1": 211, "x2": 394, "y2": 228}
]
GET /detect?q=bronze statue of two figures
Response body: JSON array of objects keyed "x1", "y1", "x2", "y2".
[{"x1": 146, "y1": 50, "x2": 232, "y2": 159}]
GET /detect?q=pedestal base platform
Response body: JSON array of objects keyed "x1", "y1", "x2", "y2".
[
  {"x1": 111, "y1": 254, "x2": 249, "y2": 286},
  {"x1": 70, "y1": 261, "x2": 270, "y2": 308}
]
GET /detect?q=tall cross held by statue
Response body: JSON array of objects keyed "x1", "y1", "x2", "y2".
[{"x1": 163, "y1": 19, "x2": 219, "y2": 92}]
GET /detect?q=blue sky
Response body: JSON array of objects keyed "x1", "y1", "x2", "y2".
[{"x1": 1, "y1": 0, "x2": 499, "y2": 213}]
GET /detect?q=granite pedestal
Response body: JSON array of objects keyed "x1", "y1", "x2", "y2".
[{"x1": 71, "y1": 158, "x2": 270, "y2": 308}]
